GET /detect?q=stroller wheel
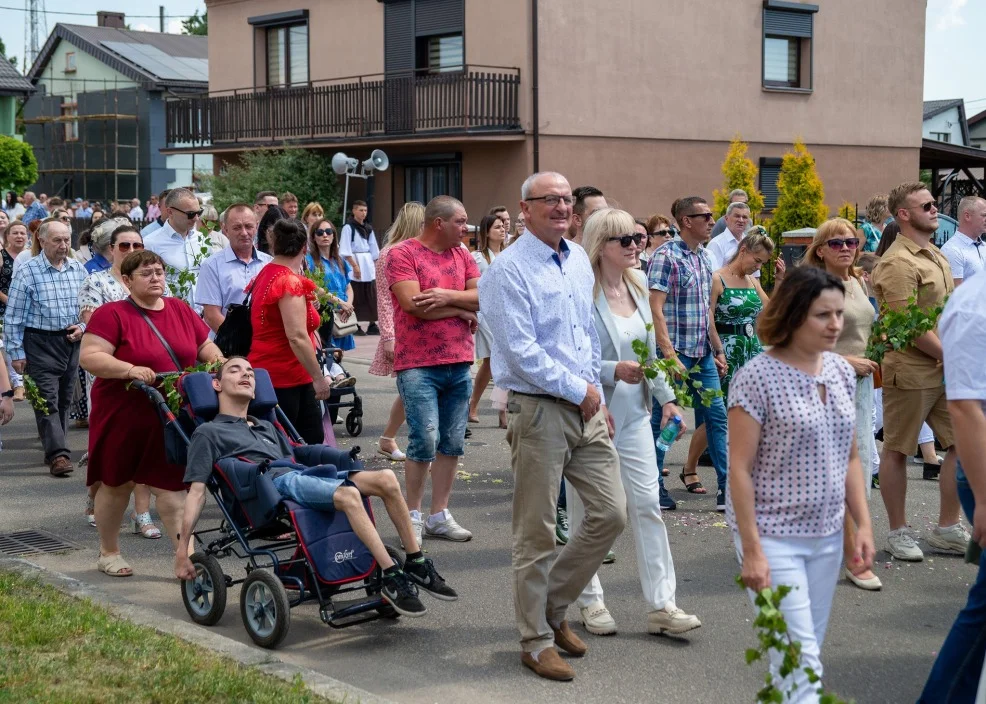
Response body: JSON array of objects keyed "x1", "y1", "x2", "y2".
[
  {"x1": 240, "y1": 570, "x2": 291, "y2": 649},
  {"x1": 345, "y1": 411, "x2": 363, "y2": 437},
  {"x1": 181, "y1": 552, "x2": 227, "y2": 626}
]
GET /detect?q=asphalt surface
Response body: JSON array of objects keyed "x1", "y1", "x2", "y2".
[{"x1": 0, "y1": 343, "x2": 975, "y2": 704}]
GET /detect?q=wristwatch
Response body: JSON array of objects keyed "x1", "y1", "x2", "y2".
[{"x1": 1, "y1": 390, "x2": 13, "y2": 399}]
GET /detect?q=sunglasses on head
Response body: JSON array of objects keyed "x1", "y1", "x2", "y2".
[
  {"x1": 608, "y1": 233, "x2": 644, "y2": 248},
  {"x1": 315, "y1": 228, "x2": 335, "y2": 236},
  {"x1": 825, "y1": 238, "x2": 859, "y2": 251},
  {"x1": 116, "y1": 241, "x2": 145, "y2": 251}
]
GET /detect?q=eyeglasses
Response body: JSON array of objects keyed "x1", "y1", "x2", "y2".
[
  {"x1": 607, "y1": 233, "x2": 644, "y2": 248},
  {"x1": 683, "y1": 212, "x2": 714, "y2": 222},
  {"x1": 653, "y1": 229, "x2": 673, "y2": 238},
  {"x1": 116, "y1": 241, "x2": 145, "y2": 251},
  {"x1": 906, "y1": 201, "x2": 937, "y2": 213},
  {"x1": 825, "y1": 238, "x2": 860, "y2": 251},
  {"x1": 177, "y1": 209, "x2": 204, "y2": 219},
  {"x1": 315, "y1": 228, "x2": 335, "y2": 236},
  {"x1": 525, "y1": 194, "x2": 574, "y2": 207},
  {"x1": 58, "y1": 216, "x2": 71, "y2": 223}
]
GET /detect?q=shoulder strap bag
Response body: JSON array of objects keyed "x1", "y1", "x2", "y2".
[
  {"x1": 214, "y1": 288, "x2": 254, "y2": 358},
  {"x1": 127, "y1": 297, "x2": 181, "y2": 371}
]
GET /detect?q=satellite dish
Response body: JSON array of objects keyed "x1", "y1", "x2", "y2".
[
  {"x1": 332, "y1": 152, "x2": 356, "y2": 175},
  {"x1": 363, "y1": 149, "x2": 390, "y2": 173}
]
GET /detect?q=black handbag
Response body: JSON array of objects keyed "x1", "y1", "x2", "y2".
[{"x1": 214, "y1": 289, "x2": 253, "y2": 357}]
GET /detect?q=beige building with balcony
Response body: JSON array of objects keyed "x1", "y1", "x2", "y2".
[{"x1": 166, "y1": 0, "x2": 927, "y2": 226}]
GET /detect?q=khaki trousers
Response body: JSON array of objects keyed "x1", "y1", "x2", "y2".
[{"x1": 507, "y1": 392, "x2": 627, "y2": 652}]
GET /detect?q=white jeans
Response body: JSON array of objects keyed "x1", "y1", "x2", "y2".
[
  {"x1": 733, "y1": 531, "x2": 843, "y2": 704},
  {"x1": 569, "y1": 409, "x2": 677, "y2": 612}
]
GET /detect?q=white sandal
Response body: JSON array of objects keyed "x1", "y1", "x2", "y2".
[
  {"x1": 85, "y1": 494, "x2": 96, "y2": 528},
  {"x1": 131, "y1": 512, "x2": 162, "y2": 539},
  {"x1": 377, "y1": 436, "x2": 407, "y2": 461}
]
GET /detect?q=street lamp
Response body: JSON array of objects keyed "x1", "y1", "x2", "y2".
[{"x1": 331, "y1": 150, "x2": 390, "y2": 218}]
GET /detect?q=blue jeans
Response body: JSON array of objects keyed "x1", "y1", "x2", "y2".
[
  {"x1": 396, "y1": 362, "x2": 472, "y2": 463},
  {"x1": 651, "y1": 351, "x2": 728, "y2": 494},
  {"x1": 272, "y1": 465, "x2": 350, "y2": 512},
  {"x1": 919, "y1": 460, "x2": 986, "y2": 704}
]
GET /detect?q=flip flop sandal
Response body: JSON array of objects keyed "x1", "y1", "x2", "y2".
[
  {"x1": 679, "y1": 471, "x2": 707, "y2": 494},
  {"x1": 97, "y1": 554, "x2": 133, "y2": 577}
]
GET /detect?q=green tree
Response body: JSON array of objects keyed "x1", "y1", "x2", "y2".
[
  {"x1": 182, "y1": 10, "x2": 208, "y2": 36},
  {"x1": 200, "y1": 149, "x2": 342, "y2": 220},
  {"x1": 712, "y1": 136, "x2": 765, "y2": 218},
  {"x1": 0, "y1": 36, "x2": 17, "y2": 68},
  {"x1": 0, "y1": 136, "x2": 38, "y2": 193}
]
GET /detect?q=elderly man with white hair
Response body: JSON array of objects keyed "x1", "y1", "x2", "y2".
[
  {"x1": 940, "y1": 195, "x2": 986, "y2": 287},
  {"x1": 710, "y1": 188, "x2": 748, "y2": 237}
]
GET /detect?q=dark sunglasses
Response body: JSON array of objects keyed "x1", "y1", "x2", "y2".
[
  {"x1": 178, "y1": 209, "x2": 204, "y2": 219},
  {"x1": 684, "y1": 212, "x2": 714, "y2": 222},
  {"x1": 315, "y1": 228, "x2": 335, "y2": 236},
  {"x1": 115, "y1": 241, "x2": 145, "y2": 251},
  {"x1": 906, "y1": 200, "x2": 937, "y2": 213},
  {"x1": 608, "y1": 233, "x2": 644, "y2": 248},
  {"x1": 652, "y1": 229, "x2": 673, "y2": 238},
  {"x1": 825, "y1": 238, "x2": 860, "y2": 251}
]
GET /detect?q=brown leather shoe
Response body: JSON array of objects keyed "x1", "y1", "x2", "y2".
[
  {"x1": 49, "y1": 457, "x2": 74, "y2": 477},
  {"x1": 521, "y1": 647, "x2": 575, "y2": 681},
  {"x1": 551, "y1": 620, "x2": 588, "y2": 656}
]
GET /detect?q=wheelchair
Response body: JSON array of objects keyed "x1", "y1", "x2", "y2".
[{"x1": 134, "y1": 368, "x2": 400, "y2": 649}]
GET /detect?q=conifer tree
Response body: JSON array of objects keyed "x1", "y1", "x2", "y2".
[{"x1": 713, "y1": 136, "x2": 765, "y2": 218}]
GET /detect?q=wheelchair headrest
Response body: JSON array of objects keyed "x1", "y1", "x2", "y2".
[{"x1": 181, "y1": 368, "x2": 280, "y2": 422}]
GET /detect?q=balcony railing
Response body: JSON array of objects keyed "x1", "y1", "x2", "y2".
[{"x1": 166, "y1": 65, "x2": 521, "y2": 148}]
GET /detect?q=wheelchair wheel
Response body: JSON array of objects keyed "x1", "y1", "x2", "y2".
[
  {"x1": 181, "y1": 552, "x2": 227, "y2": 626},
  {"x1": 345, "y1": 410, "x2": 363, "y2": 437},
  {"x1": 240, "y1": 570, "x2": 291, "y2": 649}
]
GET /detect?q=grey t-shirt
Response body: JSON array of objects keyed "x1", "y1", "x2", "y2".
[{"x1": 184, "y1": 414, "x2": 295, "y2": 485}]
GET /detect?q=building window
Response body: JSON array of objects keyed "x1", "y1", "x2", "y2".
[
  {"x1": 930, "y1": 132, "x2": 951, "y2": 143},
  {"x1": 405, "y1": 160, "x2": 462, "y2": 203},
  {"x1": 64, "y1": 52, "x2": 76, "y2": 73},
  {"x1": 759, "y1": 157, "x2": 782, "y2": 210},
  {"x1": 762, "y1": 1, "x2": 818, "y2": 91},
  {"x1": 62, "y1": 102, "x2": 78, "y2": 142},
  {"x1": 416, "y1": 33, "x2": 463, "y2": 73},
  {"x1": 266, "y1": 23, "x2": 308, "y2": 87}
]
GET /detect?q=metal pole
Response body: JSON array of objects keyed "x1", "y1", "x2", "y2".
[
  {"x1": 342, "y1": 172, "x2": 351, "y2": 222},
  {"x1": 159, "y1": 6, "x2": 165, "y2": 33}
]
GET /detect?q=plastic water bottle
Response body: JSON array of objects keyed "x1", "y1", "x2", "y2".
[{"x1": 655, "y1": 416, "x2": 682, "y2": 453}]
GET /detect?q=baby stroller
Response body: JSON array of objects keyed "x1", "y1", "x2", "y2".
[{"x1": 133, "y1": 369, "x2": 401, "y2": 649}]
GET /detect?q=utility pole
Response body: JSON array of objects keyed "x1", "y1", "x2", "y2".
[{"x1": 159, "y1": 6, "x2": 165, "y2": 33}]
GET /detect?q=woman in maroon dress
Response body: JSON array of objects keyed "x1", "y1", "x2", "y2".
[
  {"x1": 80, "y1": 250, "x2": 222, "y2": 577},
  {"x1": 249, "y1": 218, "x2": 330, "y2": 445}
]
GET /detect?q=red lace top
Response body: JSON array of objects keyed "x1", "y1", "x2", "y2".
[{"x1": 248, "y1": 264, "x2": 320, "y2": 388}]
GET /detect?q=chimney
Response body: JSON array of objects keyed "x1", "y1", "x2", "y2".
[{"x1": 97, "y1": 11, "x2": 126, "y2": 28}]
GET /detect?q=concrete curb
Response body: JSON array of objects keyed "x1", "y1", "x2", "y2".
[{"x1": 0, "y1": 558, "x2": 396, "y2": 704}]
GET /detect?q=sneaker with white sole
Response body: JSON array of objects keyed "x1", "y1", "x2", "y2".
[
  {"x1": 716, "y1": 489, "x2": 726, "y2": 512},
  {"x1": 927, "y1": 524, "x2": 971, "y2": 555},
  {"x1": 401, "y1": 510, "x2": 424, "y2": 551},
  {"x1": 887, "y1": 528, "x2": 924, "y2": 561},
  {"x1": 424, "y1": 509, "x2": 473, "y2": 542},
  {"x1": 579, "y1": 600, "x2": 617, "y2": 635},
  {"x1": 648, "y1": 605, "x2": 702, "y2": 635}
]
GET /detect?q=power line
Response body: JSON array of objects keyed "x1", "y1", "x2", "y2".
[{"x1": 0, "y1": 4, "x2": 198, "y2": 18}]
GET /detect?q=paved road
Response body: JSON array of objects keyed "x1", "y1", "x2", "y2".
[{"x1": 0, "y1": 350, "x2": 973, "y2": 704}]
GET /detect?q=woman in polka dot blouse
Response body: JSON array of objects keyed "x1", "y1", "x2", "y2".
[{"x1": 728, "y1": 267, "x2": 875, "y2": 703}]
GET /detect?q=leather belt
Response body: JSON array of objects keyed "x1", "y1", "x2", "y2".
[
  {"x1": 25, "y1": 327, "x2": 72, "y2": 337},
  {"x1": 715, "y1": 321, "x2": 756, "y2": 337}
]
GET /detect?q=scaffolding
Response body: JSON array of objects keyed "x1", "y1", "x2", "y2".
[{"x1": 22, "y1": 77, "x2": 143, "y2": 203}]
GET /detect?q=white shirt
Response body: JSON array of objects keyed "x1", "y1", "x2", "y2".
[
  {"x1": 941, "y1": 269, "x2": 986, "y2": 412},
  {"x1": 706, "y1": 229, "x2": 761, "y2": 277},
  {"x1": 339, "y1": 221, "x2": 380, "y2": 283},
  {"x1": 143, "y1": 219, "x2": 211, "y2": 308},
  {"x1": 129, "y1": 206, "x2": 144, "y2": 221},
  {"x1": 940, "y1": 230, "x2": 985, "y2": 283}
]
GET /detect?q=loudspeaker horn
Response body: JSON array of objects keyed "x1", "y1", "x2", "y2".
[
  {"x1": 363, "y1": 149, "x2": 390, "y2": 172},
  {"x1": 332, "y1": 152, "x2": 356, "y2": 175}
]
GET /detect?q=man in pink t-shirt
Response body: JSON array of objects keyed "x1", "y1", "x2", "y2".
[{"x1": 387, "y1": 195, "x2": 481, "y2": 545}]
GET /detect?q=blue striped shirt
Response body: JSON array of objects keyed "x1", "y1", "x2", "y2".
[
  {"x1": 2, "y1": 252, "x2": 86, "y2": 360},
  {"x1": 478, "y1": 232, "x2": 602, "y2": 405}
]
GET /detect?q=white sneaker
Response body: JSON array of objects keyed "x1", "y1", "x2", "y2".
[
  {"x1": 912, "y1": 454, "x2": 943, "y2": 465},
  {"x1": 579, "y1": 600, "x2": 617, "y2": 636},
  {"x1": 927, "y1": 524, "x2": 971, "y2": 555},
  {"x1": 424, "y1": 509, "x2": 473, "y2": 542},
  {"x1": 648, "y1": 605, "x2": 701, "y2": 635},
  {"x1": 402, "y1": 510, "x2": 424, "y2": 551},
  {"x1": 887, "y1": 528, "x2": 924, "y2": 561}
]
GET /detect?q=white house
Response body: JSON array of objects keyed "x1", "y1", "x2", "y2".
[{"x1": 923, "y1": 99, "x2": 970, "y2": 146}]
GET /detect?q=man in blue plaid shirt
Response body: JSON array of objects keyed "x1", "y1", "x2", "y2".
[
  {"x1": 646, "y1": 196, "x2": 730, "y2": 511},
  {"x1": 4, "y1": 218, "x2": 87, "y2": 476}
]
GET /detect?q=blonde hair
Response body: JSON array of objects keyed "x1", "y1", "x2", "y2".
[
  {"x1": 384, "y1": 202, "x2": 425, "y2": 247},
  {"x1": 726, "y1": 226, "x2": 775, "y2": 265},
  {"x1": 582, "y1": 207, "x2": 646, "y2": 298},
  {"x1": 301, "y1": 201, "x2": 324, "y2": 223},
  {"x1": 802, "y1": 217, "x2": 862, "y2": 280}
]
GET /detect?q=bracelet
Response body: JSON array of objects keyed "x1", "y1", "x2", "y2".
[{"x1": 125, "y1": 364, "x2": 135, "y2": 378}]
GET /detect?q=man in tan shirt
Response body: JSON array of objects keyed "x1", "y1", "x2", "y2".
[{"x1": 872, "y1": 182, "x2": 968, "y2": 562}]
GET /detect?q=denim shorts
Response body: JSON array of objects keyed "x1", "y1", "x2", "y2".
[
  {"x1": 396, "y1": 362, "x2": 472, "y2": 463},
  {"x1": 272, "y1": 465, "x2": 354, "y2": 512}
]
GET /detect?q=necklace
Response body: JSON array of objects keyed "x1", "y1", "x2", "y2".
[{"x1": 606, "y1": 285, "x2": 623, "y2": 299}]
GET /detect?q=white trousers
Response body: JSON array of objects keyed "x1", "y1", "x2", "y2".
[
  {"x1": 733, "y1": 532, "x2": 843, "y2": 704},
  {"x1": 569, "y1": 409, "x2": 677, "y2": 612}
]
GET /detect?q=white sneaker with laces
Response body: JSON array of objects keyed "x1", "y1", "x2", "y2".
[
  {"x1": 887, "y1": 528, "x2": 924, "y2": 561},
  {"x1": 402, "y1": 510, "x2": 424, "y2": 551},
  {"x1": 648, "y1": 605, "x2": 701, "y2": 635},
  {"x1": 579, "y1": 600, "x2": 617, "y2": 636},
  {"x1": 927, "y1": 524, "x2": 971, "y2": 554},
  {"x1": 424, "y1": 509, "x2": 473, "y2": 542}
]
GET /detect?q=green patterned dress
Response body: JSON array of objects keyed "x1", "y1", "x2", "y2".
[{"x1": 714, "y1": 276, "x2": 764, "y2": 395}]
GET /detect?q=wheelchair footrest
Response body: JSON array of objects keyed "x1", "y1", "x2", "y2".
[{"x1": 321, "y1": 594, "x2": 390, "y2": 629}]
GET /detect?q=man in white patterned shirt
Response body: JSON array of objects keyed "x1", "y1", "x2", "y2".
[{"x1": 940, "y1": 195, "x2": 986, "y2": 286}]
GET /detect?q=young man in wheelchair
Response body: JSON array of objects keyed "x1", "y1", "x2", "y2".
[{"x1": 174, "y1": 357, "x2": 457, "y2": 616}]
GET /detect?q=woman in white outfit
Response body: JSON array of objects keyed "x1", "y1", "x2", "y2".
[{"x1": 567, "y1": 208, "x2": 701, "y2": 637}]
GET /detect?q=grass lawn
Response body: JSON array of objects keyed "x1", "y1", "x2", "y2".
[{"x1": 0, "y1": 571, "x2": 334, "y2": 704}]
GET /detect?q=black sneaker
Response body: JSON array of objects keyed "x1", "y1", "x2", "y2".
[
  {"x1": 923, "y1": 462, "x2": 941, "y2": 481},
  {"x1": 367, "y1": 322, "x2": 380, "y2": 335},
  {"x1": 715, "y1": 489, "x2": 726, "y2": 512},
  {"x1": 404, "y1": 557, "x2": 459, "y2": 601},
  {"x1": 381, "y1": 571, "x2": 427, "y2": 617},
  {"x1": 354, "y1": 325, "x2": 366, "y2": 336}
]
